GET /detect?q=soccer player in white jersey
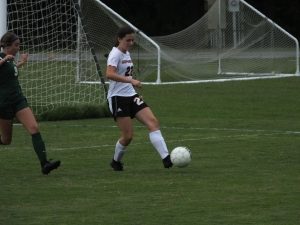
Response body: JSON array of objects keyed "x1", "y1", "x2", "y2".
[{"x1": 106, "y1": 26, "x2": 173, "y2": 171}]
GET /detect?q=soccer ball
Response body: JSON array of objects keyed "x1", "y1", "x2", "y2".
[{"x1": 170, "y1": 146, "x2": 191, "y2": 168}]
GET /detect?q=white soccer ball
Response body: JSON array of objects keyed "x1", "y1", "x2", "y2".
[{"x1": 170, "y1": 146, "x2": 191, "y2": 168}]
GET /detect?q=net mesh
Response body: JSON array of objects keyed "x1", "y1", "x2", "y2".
[
  {"x1": 151, "y1": 0, "x2": 298, "y2": 80},
  {"x1": 6, "y1": 0, "x2": 107, "y2": 116},
  {"x1": 80, "y1": 0, "x2": 298, "y2": 82},
  {"x1": 219, "y1": 0, "x2": 298, "y2": 76},
  {"x1": 79, "y1": 0, "x2": 159, "y2": 83},
  {"x1": 6, "y1": 0, "x2": 299, "y2": 98}
]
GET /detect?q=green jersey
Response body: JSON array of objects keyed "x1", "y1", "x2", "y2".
[{"x1": 0, "y1": 52, "x2": 24, "y2": 105}]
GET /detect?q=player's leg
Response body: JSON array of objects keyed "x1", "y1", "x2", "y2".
[
  {"x1": 0, "y1": 106, "x2": 15, "y2": 145},
  {"x1": 16, "y1": 107, "x2": 46, "y2": 163},
  {"x1": 110, "y1": 117, "x2": 133, "y2": 171},
  {"x1": 135, "y1": 107, "x2": 172, "y2": 168},
  {"x1": 108, "y1": 96, "x2": 134, "y2": 171},
  {"x1": 0, "y1": 119, "x2": 13, "y2": 145},
  {"x1": 15, "y1": 107, "x2": 60, "y2": 174},
  {"x1": 117, "y1": 116, "x2": 134, "y2": 146}
]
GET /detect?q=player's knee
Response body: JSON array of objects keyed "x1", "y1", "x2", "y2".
[
  {"x1": 121, "y1": 135, "x2": 133, "y2": 146},
  {"x1": 27, "y1": 124, "x2": 39, "y2": 134},
  {"x1": 148, "y1": 117, "x2": 160, "y2": 131},
  {"x1": 123, "y1": 137, "x2": 132, "y2": 145}
]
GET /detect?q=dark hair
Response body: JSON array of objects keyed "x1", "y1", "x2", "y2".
[
  {"x1": 114, "y1": 26, "x2": 135, "y2": 47},
  {"x1": 0, "y1": 32, "x2": 19, "y2": 48}
]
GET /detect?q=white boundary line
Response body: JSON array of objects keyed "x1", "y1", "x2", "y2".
[
  {"x1": 1, "y1": 131, "x2": 298, "y2": 152},
  {"x1": 48, "y1": 133, "x2": 275, "y2": 151},
  {"x1": 12, "y1": 123, "x2": 300, "y2": 135}
]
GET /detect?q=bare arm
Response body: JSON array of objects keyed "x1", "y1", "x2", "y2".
[
  {"x1": 106, "y1": 65, "x2": 141, "y2": 88},
  {"x1": 0, "y1": 54, "x2": 14, "y2": 66},
  {"x1": 16, "y1": 53, "x2": 29, "y2": 68}
]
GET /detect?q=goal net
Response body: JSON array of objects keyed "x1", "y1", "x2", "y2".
[
  {"x1": 5, "y1": 0, "x2": 299, "y2": 102},
  {"x1": 216, "y1": 0, "x2": 299, "y2": 77},
  {"x1": 82, "y1": 0, "x2": 299, "y2": 83},
  {"x1": 77, "y1": 0, "x2": 160, "y2": 83},
  {"x1": 151, "y1": 0, "x2": 299, "y2": 82},
  {"x1": 6, "y1": 0, "x2": 107, "y2": 116}
]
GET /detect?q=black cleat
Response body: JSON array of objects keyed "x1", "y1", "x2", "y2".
[
  {"x1": 42, "y1": 160, "x2": 61, "y2": 175},
  {"x1": 110, "y1": 159, "x2": 123, "y2": 171},
  {"x1": 162, "y1": 155, "x2": 173, "y2": 168}
]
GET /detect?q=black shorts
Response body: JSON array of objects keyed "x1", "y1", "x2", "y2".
[
  {"x1": 0, "y1": 96, "x2": 28, "y2": 120},
  {"x1": 108, "y1": 94, "x2": 148, "y2": 120}
]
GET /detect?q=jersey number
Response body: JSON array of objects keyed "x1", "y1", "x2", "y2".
[
  {"x1": 14, "y1": 65, "x2": 18, "y2": 77},
  {"x1": 125, "y1": 66, "x2": 133, "y2": 76},
  {"x1": 134, "y1": 97, "x2": 144, "y2": 106}
]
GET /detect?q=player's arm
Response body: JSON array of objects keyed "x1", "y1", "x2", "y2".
[
  {"x1": 16, "y1": 53, "x2": 28, "y2": 68},
  {"x1": 0, "y1": 55, "x2": 14, "y2": 66},
  {"x1": 106, "y1": 65, "x2": 141, "y2": 88}
]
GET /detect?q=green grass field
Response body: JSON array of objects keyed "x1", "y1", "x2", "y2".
[{"x1": 1, "y1": 77, "x2": 300, "y2": 225}]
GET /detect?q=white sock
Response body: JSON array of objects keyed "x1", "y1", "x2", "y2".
[
  {"x1": 149, "y1": 130, "x2": 169, "y2": 159},
  {"x1": 113, "y1": 141, "x2": 127, "y2": 162}
]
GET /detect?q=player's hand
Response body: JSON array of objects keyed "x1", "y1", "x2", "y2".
[
  {"x1": 20, "y1": 53, "x2": 29, "y2": 63},
  {"x1": 131, "y1": 78, "x2": 142, "y2": 88},
  {"x1": 16, "y1": 53, "x2": 29, "y2": 68},
  {"x1": 4, "y1": 54, "x2": 14, "y2": 61}
]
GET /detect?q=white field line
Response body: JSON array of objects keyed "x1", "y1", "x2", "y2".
[
  {"x1": 5, "y1": 124, "x2": 299, "y2": 152},
  {"x1": 161, "y1": 126, "x2": 300, "y2": 135},
  {"x1": 3, "y1": 133, "x2": 290, "y2": 152},
  {"x1": 13, "y1": 123, "x2": 300, "y2": 135},
  {"x1": 48, "y1": 132, "x2": 294, "y2": 151}
]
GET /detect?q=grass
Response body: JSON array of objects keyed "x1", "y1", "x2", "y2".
[{"x1": 0, "y1": 77, "x2": 300, "y2": 225}]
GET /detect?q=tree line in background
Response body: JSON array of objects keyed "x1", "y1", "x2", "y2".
[{"x1": 100, "y1": 0, "x2": 300, "y2": 40}]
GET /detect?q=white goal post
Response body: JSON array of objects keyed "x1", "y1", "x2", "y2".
[
  {"x1": 3, "y1": 0, "x2": 300, "y2": 112},
  {"x1": 0, "y1": 1, "x2": 6, "y2": 38},
  {"x1": 4, "y1": 0, "x2": 109, "y2": 116},
  {"x1": 217, "y1": 0, "x2": 299, "y2": 77},
  {"x1": 150, "y1": 0, "x2": 299, "y2": 83},
  {"x1": 77, "y1": 0, "x2": 162, "y2": 84},
  {"x1": 79, "y1": 0, "x2": 299, "y2": 83}
]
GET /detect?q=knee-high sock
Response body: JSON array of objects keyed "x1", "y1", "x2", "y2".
[
  {"x1": 32, "y1": 132, "x2": 47, "y2": 166},
  {"x1": 113, "y1": 141, "x2": 127, "y2": 162},
  {"x1": 149, "y1": 130, "x2": 169, "y2": 159}
]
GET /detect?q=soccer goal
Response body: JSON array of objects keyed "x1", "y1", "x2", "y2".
[
  {"x1": 77, "y1": 0, "x2": 300, "y2": 84},
  {"x1": 217, "y1": 0, "x2": 299, "y2": 78},
  {"x1": 4, "y1": 0, "x2": 109, "y2": 116},
  {"x1": 3, "y1": 0, "x2": 299, "y2": 106},
  {"x1": 151, "y1": 0, "x2": 299, "y2": 83},
  {"x1": 3, "y1": 0, "x2": 163, "y2": 117},
  {"x1": 79, "y1": 0, "x2": 299, "y2": 83}
]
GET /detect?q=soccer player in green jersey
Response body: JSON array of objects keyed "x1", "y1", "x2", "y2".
[{"x1": 0, "y1": 32, "x2": 61, "y2": 175}]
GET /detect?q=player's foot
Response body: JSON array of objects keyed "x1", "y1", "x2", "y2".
[
  {"x1": 42, "y1": 160, "x2": 61, "y2": 175},
  {"x1": 110, "y1": 159, "x2": 123, "y2": 171},
  {"x1": 162, "y1": 155, "x2": 173, "y2": 168}
]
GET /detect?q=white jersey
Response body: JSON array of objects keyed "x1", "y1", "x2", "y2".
[{"x1": 106, "y1": 47, "x2": 136, "y2": 98}]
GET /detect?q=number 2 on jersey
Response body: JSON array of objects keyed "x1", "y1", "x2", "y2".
[{"x1": 125, "y1": 66, "x2": 133, "y2": 76}]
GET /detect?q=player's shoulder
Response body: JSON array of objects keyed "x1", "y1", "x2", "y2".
[
  {"x1": 107, "y1": 47, "x2": 122, "y2": 66},
  {"x1": 109, "y1": 47, "x2": 122, "y2": 58}
]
